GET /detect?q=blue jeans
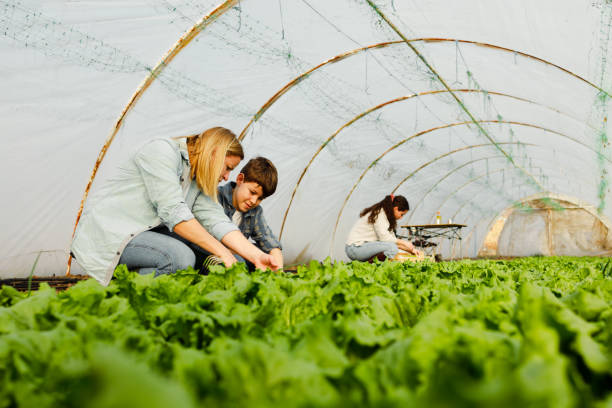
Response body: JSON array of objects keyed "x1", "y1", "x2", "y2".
[
  {"x1": 119, "y1": 230, "x2": 195, "y2": 276},
  {"x1": 345, "y1": 241, "x2": 399, "y2": 261}
]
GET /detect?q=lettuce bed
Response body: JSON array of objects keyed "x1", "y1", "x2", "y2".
[{"x1": 1, "y1": 257, "x2": 611, "y2": 407}]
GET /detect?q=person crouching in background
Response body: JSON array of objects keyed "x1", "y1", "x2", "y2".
[{"x1": 345, "y1": 194, "x2": 420, "y2": 262}]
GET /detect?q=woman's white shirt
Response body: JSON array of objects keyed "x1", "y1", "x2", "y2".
[{"x1": 345, "y1": 211, "x2": 397, "y2": 246}]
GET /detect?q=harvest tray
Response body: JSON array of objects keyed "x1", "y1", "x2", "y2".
[{"x1": 0, "y1": 276, "x2": 89, "y2": 292}]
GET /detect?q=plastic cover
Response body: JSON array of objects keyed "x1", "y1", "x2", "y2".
[{"x1": 1, "y1": 0, "x2": 611, "y2": 277}]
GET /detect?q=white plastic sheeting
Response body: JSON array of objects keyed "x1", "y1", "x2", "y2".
[
  {"x1": 493, "y1": 197, "x2": 612, "y2": 257},
  {"x1": 1, "y1": 0, "x2": 611, "y2": 277}
]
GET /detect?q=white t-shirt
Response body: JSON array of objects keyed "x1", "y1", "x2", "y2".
[
  {"x1": 345, "y1": 210, "x2": 397, "y2": 246},
  {"x1": 232, "y1": 210, "x2": 243, "y2": 227}
]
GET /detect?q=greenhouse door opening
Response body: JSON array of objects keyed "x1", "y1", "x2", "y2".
[{"x1": 480, "y1": 195, "x2": 612, "y2": 257}]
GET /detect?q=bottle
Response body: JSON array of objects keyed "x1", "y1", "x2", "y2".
[{"x1": 436, "y1": 211, "x2": 441, "y2": 224}]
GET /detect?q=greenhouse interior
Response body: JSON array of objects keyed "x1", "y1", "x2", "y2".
[{"x1": 1, "y1": 1, "x2": 612, "y2": 407}]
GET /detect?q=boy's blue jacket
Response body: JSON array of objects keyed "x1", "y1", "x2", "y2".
[{"x1": 217, "y1": 182, "x2": 282, "y2": 253}]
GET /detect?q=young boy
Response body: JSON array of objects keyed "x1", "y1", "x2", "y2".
[{"x1": 217, "y1": 157, "x2": 283, "y2": 269}]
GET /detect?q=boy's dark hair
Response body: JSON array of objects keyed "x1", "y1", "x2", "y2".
[
  {"x1": 240, "y1": 157, "x2": 278, "y2": 198},
  {"x1": 360, "y1": 195, "x2": 409, "y2": 232}
]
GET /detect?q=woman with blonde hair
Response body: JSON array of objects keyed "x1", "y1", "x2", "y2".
[{"x1": 71, "y1": 127, "x2": 278, "y2": 286}]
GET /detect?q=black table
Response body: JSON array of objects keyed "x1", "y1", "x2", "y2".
[{"x1": 399, "y1": 223, "x2": 467, "y2": 259}]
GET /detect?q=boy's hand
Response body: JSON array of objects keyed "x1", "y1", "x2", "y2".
[
  {"x1": 270, "y1": 248, "x2": 284, "y2": 269},
  {"x1": 254, "y1": 253, "x2": 280, "y2": 271}
]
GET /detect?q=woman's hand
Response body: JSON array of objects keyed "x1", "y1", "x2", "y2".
[
  {"x1": 253, "y1": 252, "x2": 280, "y2": 271},
  {"x1": 221, "y1": 231, "x2": 282, "y2": 271},
  {"x1": 397, "y1": 238, "x2": 420, "y2": 255},
  {"x1": 220, "y1": 253, "x2": 238, "y2": 267},
  {"x1": 174, "y1": 219, "x2": 240, "y2": 265},
  {"x1": 407, "y1": 243, "x2": 424, "y2": 257}
]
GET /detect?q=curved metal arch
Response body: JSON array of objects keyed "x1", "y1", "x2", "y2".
[
  {"x1": 325, "y1": 143, "x2": 514, "y2": 255},
  {"x1": 458, "y1": 199, "x2": 537, "y2": 259},
  {"x1": 419, "y1": 197, "x2": 504, "y2": 258},
  {"x1": 238, "y1": 40, "x2": 398, "y2": 140},
  {"x1": 368, "y1": 0, "x2": 570, "y2": 192},
  {"x1": 428, "y1": 171, "x2": 526, "y2": 259},
  {"x1": 404, "y1": 143, "x2": 590, "y2": 224},
  {"x1": 388, "y1": 119, "x2": 610, "y2": 208},
  {"x1": 440, "y1": 163, "x2": 588, "y2": 223},
  {"x1": 455, "y1": 195, "x2": 534, "y2": 259},
  {"x1": 403, "y1": 155, "x2": 506, "y2": 224},
  {"x1": 443, "y1": 172, "x2": 588, "y2": 259},
  {"x1": 392, "y1": 145, "x2": 540, "y2": 220},
  {"x1": 436, "y1": 169, "x2": 579, "y2": 228},
  {"x1": 278, "y1": 87, "x2": 594, "y2": 235},
  {"x1": 454, "y1": 206, "x2": 505, "y2": 258},
  {"x1": 462, "y1": 199, "x2": 523, "y2": 258},
  {"x1": 67, "y1": 0, "x2": 239, "y2": 274},
  {"x1": 448, "y1": 170, "x2": 580, "y2": 224},
  {"x1": 438, "y1": 181, "x2": 519, "y2": 259},
  {"x1": 239, "y1": 38, "x2": 607, "y2": 141},
  {"x1": 456, "y1": 191, "x2": 610, "y2": 258},
  {"x1": 406, "y1": 170, "x2": 516, "y2": 258},
  {"x1": 276, "y1": 91, "x2": 449, "y2": 236},
  {"x1": 326, "y1": 119, "x2": 608, "y2": 253},
  {"x1": 366, "y1": 2, "x2": 607, "y2": 96},
  {"x1": 455, "y1": 193, "x2": 538, "y2": 258},
  {"x1": 432, "y1": 169, "x2": 507, "y2": 222}
]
